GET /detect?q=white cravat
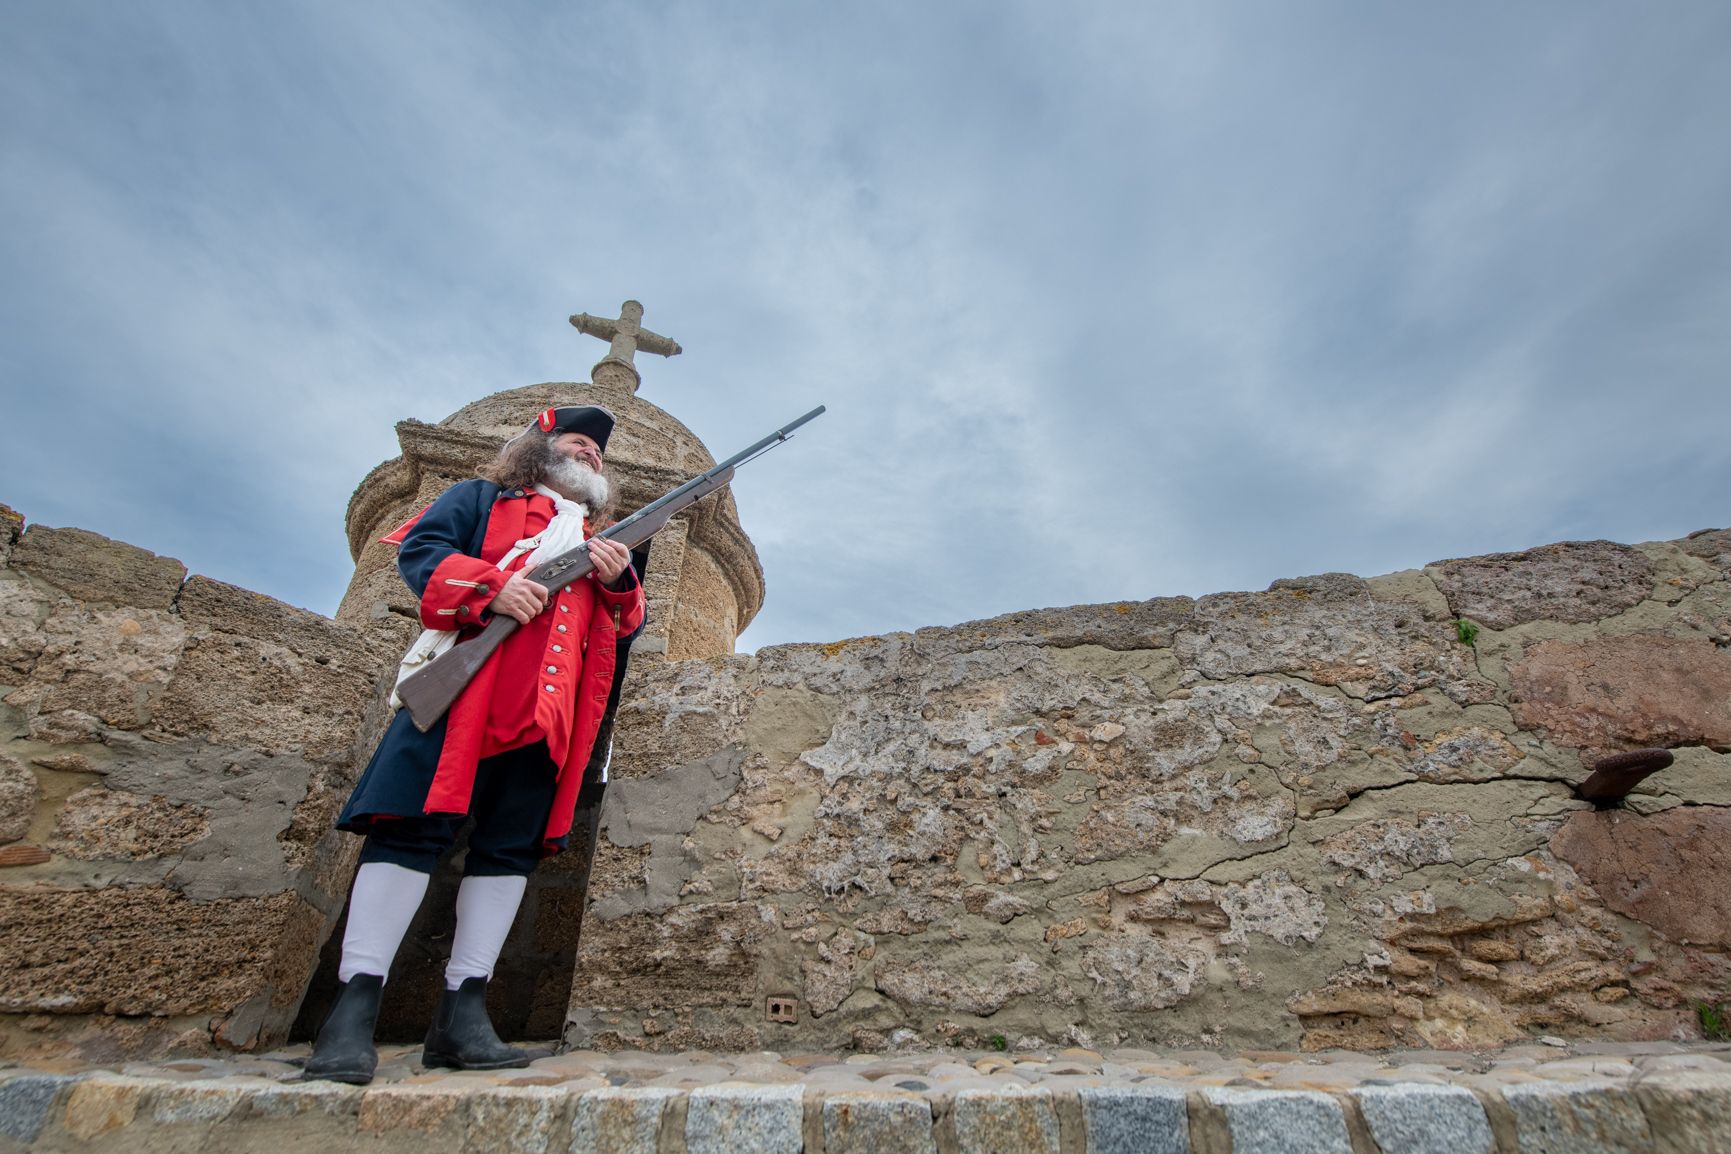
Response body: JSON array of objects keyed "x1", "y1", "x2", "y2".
[
  {"x1": 388, "y1": 489, "x2": 590, "y2": 709},
  {"x1": 521, "y1": 484, "x2": 591, "y2": 568}
]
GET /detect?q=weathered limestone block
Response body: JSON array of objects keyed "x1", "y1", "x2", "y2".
[
  {"x1": 1178, "y1": 572, "x2": 1493, "y2": 703},
  {"x1": 1319, "y1": 813, "x2": 1473, "y2": 881},
  {"x1": 1428, "y1": 540, "x2": 1655, "y2": 629},
  {"x1": 151, "y1": 575, "x2": 387, "y2": 763},
  {"x1": 937, "y1": 595, "x2": 1197, "y2": 651},
  {"x1": 52, "y1": 785, "x2": 209, "y2": 860},
  {"x1": 590, "y1": 746, "x2": 745, "y2": 918},
  {"x1": 668, "y1": 543, "x2": 740, "y2": 660},
  {"x1": 1510, "y1": 634, "x2": 1731, "y2": 755},
  {"x1": 1294, "y1": 982, "x2": 1426, "y2": 1051},
  {"x1": 1551, "y1": 808, "x2": 1731, "y2": 947},
  {"x1": 875, "y1": 955, "x2": 1044, "y2": 1015},
  {"x1": 571, "y1": 901, "x2": 773, "y2": 1015},
  {"x1": 1071, "y1": 679, "x2": 1304, "y2": 868},
  {"x1": 1215, "y1": 870, "x2": 1328, "y2": 945},
  {"x1": 1621, "y1": 747, "x2": 1731, "y2": 813},
  {"x1": 1399, "y1": 724, "x2": 1526, "y2": 783},
  {"x1": 804, "y1": 928, "x2": 873, "y2": 1016},
  {"x1": 3, "y1": 603, "x2": 186, "y2": 731},
  {"x1": 1676, "y1": 527, "x2": 1731, "y2": 576},
  {"x1": 0, "y1": 572, "x2": 57, "y2": 681},
  {"x1": 1289, "y1": 848, "x2": 1656, "y2": 1050},
  {"x1": 0, "y1": 886, "x2": 322, "y2": 1022},
  {"x1": 3, "y1": 728, "x2": 317, "y2": 902},
  {"x1": 9, "y1": 524, "x2": 186, "y2": 609},
  {"x1": 1307, "y1": 779, "x2": 1581, "y2": 883},
  {"x1": 0, "y1": 754, "x2": 39, "y2": 843},
  {"x1": 1077, "y1": 934, "x2": 1210, "y2": 1011}
]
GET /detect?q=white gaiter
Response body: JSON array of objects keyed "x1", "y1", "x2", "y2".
[
  {"x1": 338, "y1": 861, "x2": 432, "y2": 982},
  {"x1": 445, "y1": 874, "x2": 529, "y2": 988}
]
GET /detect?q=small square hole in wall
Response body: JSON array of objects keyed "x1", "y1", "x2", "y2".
[{"x1": 765, "y1": 996, "x2": 798, "y2": 1024}]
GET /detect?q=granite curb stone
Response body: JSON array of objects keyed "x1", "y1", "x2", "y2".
[
  {"x1": 1630, "y1": 1070, "x2": 1731, "y2": 1154},
  {"x1": 1353, "y1": 1083, "x2": 1493, "y2": 1154},
  {"x1": 356, "y1": 1081, "x2": 473, "y2": 1137},
  {"x1": 1, "y1": 1043, "x2": 1729, "y2": 1152},
  {"x1": 821, "y1": 1091, "x2": 936, "y2": 1154},
  {"x1": 148, "y1": 1076, "x2": 253, "y2": 1125},
  {"x1": 571, "y1": 1086, "x2": 679, "y2": 1154},
  {"x1": 468, "y1": 1084, "x2": 573, "y2": 1154},
  {"x1": 1501, "y1": 1079, "x2": 1652, "y2": 1154},
  {"x1": 1077, "y1": 1085, "x2": 1189, "y2": 1154},
  {"x1": 1202, "y1": 1086, "x2": 1353, "y2": 1154},
  {"x1": 59, "y1": 1075, "x2": 149, "y2": 1142},
  {"x1": 239, "y1": 1077, "x2": 362, "y2": 1120},
  {"x1": 950, "y1": 1085, "x2": 1060, "y2": 1154},
  {"x1": 0, "y1": 1075, "x2": 81, "y2": 1144},
  {"x1": 685, "y1": 1082, "x2": 804, "y2": 1154}
]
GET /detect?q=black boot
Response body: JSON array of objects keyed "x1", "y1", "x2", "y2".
[
  {"x1": 303, "y1": 973, "x2": 384, "y2": 1085},
  {"x1": 422, "y1": 976, "x2": 531, "y2": 1070}
]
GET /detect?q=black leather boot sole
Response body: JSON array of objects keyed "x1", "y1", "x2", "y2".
[{"x1": 303, "y1": 973, "x2": 385, "y2": 1085}]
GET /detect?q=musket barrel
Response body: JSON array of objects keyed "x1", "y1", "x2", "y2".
[
  {"x1": 397, "y1": 405, "x2": 824, "y2": 729},
  {"x1": 599, "y1": 405, "x2": 825, "y2": 541}
]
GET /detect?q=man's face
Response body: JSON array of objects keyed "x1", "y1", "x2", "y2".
[{"x1": 553, "y1": 432, "x2": 603, "y2": 473}]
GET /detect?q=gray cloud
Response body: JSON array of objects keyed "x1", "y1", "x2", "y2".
[{"x1": 2, "y1": 1, "x2": 1727, "y2": 650}]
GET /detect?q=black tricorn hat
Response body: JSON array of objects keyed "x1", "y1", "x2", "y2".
[{"x1": 533, "y1": 405, "x2": 616, "y2": 452}]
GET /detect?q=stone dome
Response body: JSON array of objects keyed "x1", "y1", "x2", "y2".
[{"x1": 339, "y1": 380, "x2": 763, "y2": 659}]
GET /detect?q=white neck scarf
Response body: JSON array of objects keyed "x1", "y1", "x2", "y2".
[
  {"x1": 515, "y1": 484, "x2": 590, "y2": 570},
  {"x1": 388, "y1": 484, "x2": 590, "y2": 709}
]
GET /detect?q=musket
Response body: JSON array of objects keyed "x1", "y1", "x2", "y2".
[{"x1": 395, "y1": 405, "x2": 826, "y2": 731}]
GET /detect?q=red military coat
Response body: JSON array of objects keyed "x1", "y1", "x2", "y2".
[{"x1": 344, "y1": 479, "x2": 645, "y2": 849}]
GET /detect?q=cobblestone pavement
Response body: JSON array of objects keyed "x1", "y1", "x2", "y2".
[{"x1": 4, "y1": 1039, "x2": 1730, "y2": 1152}]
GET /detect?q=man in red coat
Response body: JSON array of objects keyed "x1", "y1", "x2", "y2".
[{"x1": 306, "y1": 405, "x2": 646, "y2": 1084}]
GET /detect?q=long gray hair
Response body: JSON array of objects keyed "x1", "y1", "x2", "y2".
[{"x1": 477, "y1": 431, "x2": 617, "y2": 524}]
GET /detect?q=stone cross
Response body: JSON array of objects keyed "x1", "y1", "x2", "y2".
[{"x1": 569, "y1": 300, "x2": 682, "y2": 392}]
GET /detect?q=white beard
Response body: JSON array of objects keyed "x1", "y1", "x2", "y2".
[{"x1": 545, "y1": 456, "x2": 610, "y2": 508}]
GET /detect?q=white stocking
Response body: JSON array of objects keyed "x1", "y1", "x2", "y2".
[
  {"x1": 445, "y1": 874, "x2": 528, "y2": 989},
  {"x1": 338, "y1": 862, "x2": 431, "y2": 982}
]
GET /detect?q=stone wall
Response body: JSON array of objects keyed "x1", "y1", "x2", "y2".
[
  {"x1": 7, "y1": 482, "x2": 1729, "y2": 1065},
  {"x1": 0, "y1": 505, "x2": 394, "y2": 1060},
  {"x1": 566, "y1": 529, "x2": 1731, "y2": 1054}
]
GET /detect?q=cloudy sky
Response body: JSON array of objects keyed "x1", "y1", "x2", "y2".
[{"x1": 3, "y1": 2, "x2": 1728, "y2": 651}]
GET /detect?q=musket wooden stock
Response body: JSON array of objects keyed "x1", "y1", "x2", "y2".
[{"x1": 395, "y1": 466, "x2": 736, "y2": 731}]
